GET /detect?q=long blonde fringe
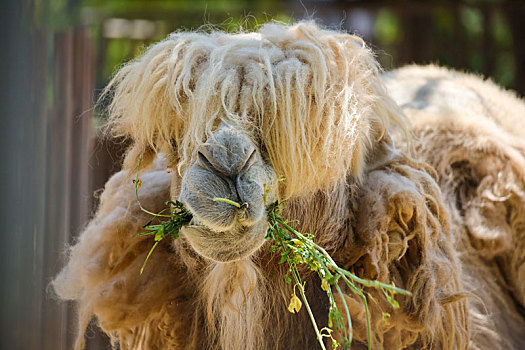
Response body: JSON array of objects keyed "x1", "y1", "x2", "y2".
[{"x1": 103, "y1": 21, "x2": 407, "y2": 198}]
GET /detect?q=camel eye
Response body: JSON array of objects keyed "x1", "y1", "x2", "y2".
[{"x1": 197, "y1": 151, "x2": 218, "y2": 173}]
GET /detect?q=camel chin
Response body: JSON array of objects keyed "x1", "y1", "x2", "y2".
[{"x1": 181, "y1": 220, "x2": 269, "y2": 263}]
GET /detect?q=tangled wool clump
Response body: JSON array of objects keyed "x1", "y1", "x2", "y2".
[{"x1": 52, "y1": 22, "x2": 525, "y2": 350}]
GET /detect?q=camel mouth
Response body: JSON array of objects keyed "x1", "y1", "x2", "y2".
[
  {"x1": 178, "y1": 182, "x2": 273, "y2": 262},
  {"x1": 176, "y1": 124, "x2": 278, "y2": 263},
  {"x1": 181, "y1": 199, "x2": 261, "y2": 233}
]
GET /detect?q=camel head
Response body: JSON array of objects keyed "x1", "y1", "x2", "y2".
[
  {"x1": 179, "y1": 123, "x2": 277, "y2": 262},
  {"x1": 103, "y1": 21, "x2": 406, "y2": 263}
]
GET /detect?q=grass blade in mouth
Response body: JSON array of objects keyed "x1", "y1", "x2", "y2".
[{"x1": 212, "y1": 197, "x2": 248, "y2": 209}]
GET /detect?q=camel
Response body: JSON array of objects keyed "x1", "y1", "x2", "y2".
[{"x1": 52, "y1": 22, "x2": 525, "y2": 349}]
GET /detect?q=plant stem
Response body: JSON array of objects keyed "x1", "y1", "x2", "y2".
[
  {"x1": 282, "y1": 217, "x2": 410, "y2": 295},
  {"x1": 273, "y1": 214, "x2": 411, "y2": 350},
  {"x1": 135, "y1": 156, "x2": 171, "y2": 218},
  {"x1": 140, "y1": 241, "x2": 160, "y2": 274},
  {"x1": 334, "y1": 283, "x2": 352, "y2": 344},
  {"x1": 290, "y1": 265, "x2": 327, "y2": 350}
]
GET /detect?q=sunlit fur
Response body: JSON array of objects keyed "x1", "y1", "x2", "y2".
[{"x1": 52, "y1": 22, "x2": 525, "y2": 350}]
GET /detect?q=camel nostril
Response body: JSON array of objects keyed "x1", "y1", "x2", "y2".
[
  {"x1": 239, "y1": 149, "x2": 257, "y2": 174},
  {"x1": 197, "y1": 151, "x2": 218, "y2": 173}
]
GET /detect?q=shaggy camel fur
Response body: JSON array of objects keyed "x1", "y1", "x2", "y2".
[
  {"x1": 383, "y1": 65, "x2": 525, "y2": 349},
  {"x1": 52, "y1": 22, "x2": 525, "y2": 349}
]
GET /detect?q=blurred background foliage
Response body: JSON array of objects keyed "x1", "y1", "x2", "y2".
[
  {"x1": 32, "y1": 0, "x2": 524, "y2": 94},
  {"x1": 67, "y1": 0, "x2": 523, "y2": 94},
  {"x1": 1, "y1": 1, "x2": 524, "y2": 349}
]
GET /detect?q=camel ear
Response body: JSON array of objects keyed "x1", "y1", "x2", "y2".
[
  {"x1": 464, "y1": 192, "x2": 512, "y2": 257},
  {"x1": 452, "y1": 151, "x2": 523, "y2": 258}
]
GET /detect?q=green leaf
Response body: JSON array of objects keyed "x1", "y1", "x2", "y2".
[
  {"x1": 154, "y1": 225, "x2": 165, "y2": 241},
  {"x1": 144, "y1": 224, "x2": 162, "y2": 230},
  {"x1": 382, "y1": 312, "x2": 391, "y2": 325},
  {"x1": 136, "y1": 230, "x2": 155, "y2": 236}
]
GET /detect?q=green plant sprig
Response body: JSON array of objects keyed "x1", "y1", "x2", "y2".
[
  {"x1": 265, "y1": 200, "x2": 411, "y2": 350},
  {"x1": 134, "y1": 157, "x2": 192, "y2": 274},
  {"x1": 133, "y1": 157, "x2": 412, "y2": 348}
]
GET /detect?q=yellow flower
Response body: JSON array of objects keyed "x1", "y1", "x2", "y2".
[
  {"x1": 288, "y1": 294, "x2": 302, "y2": 313},
  {"x1": 294, "y1": 253, "x2": 305, "y2": 264},
  {"x1": 382, "y1": 312, "x2": 391, "y2": 325},
  {"x1": 292, "y1": 239, "x2": 303, "y2": 246},
  {"x1": 321, "y1": 279, "x2": 330, "y2": 291}
]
